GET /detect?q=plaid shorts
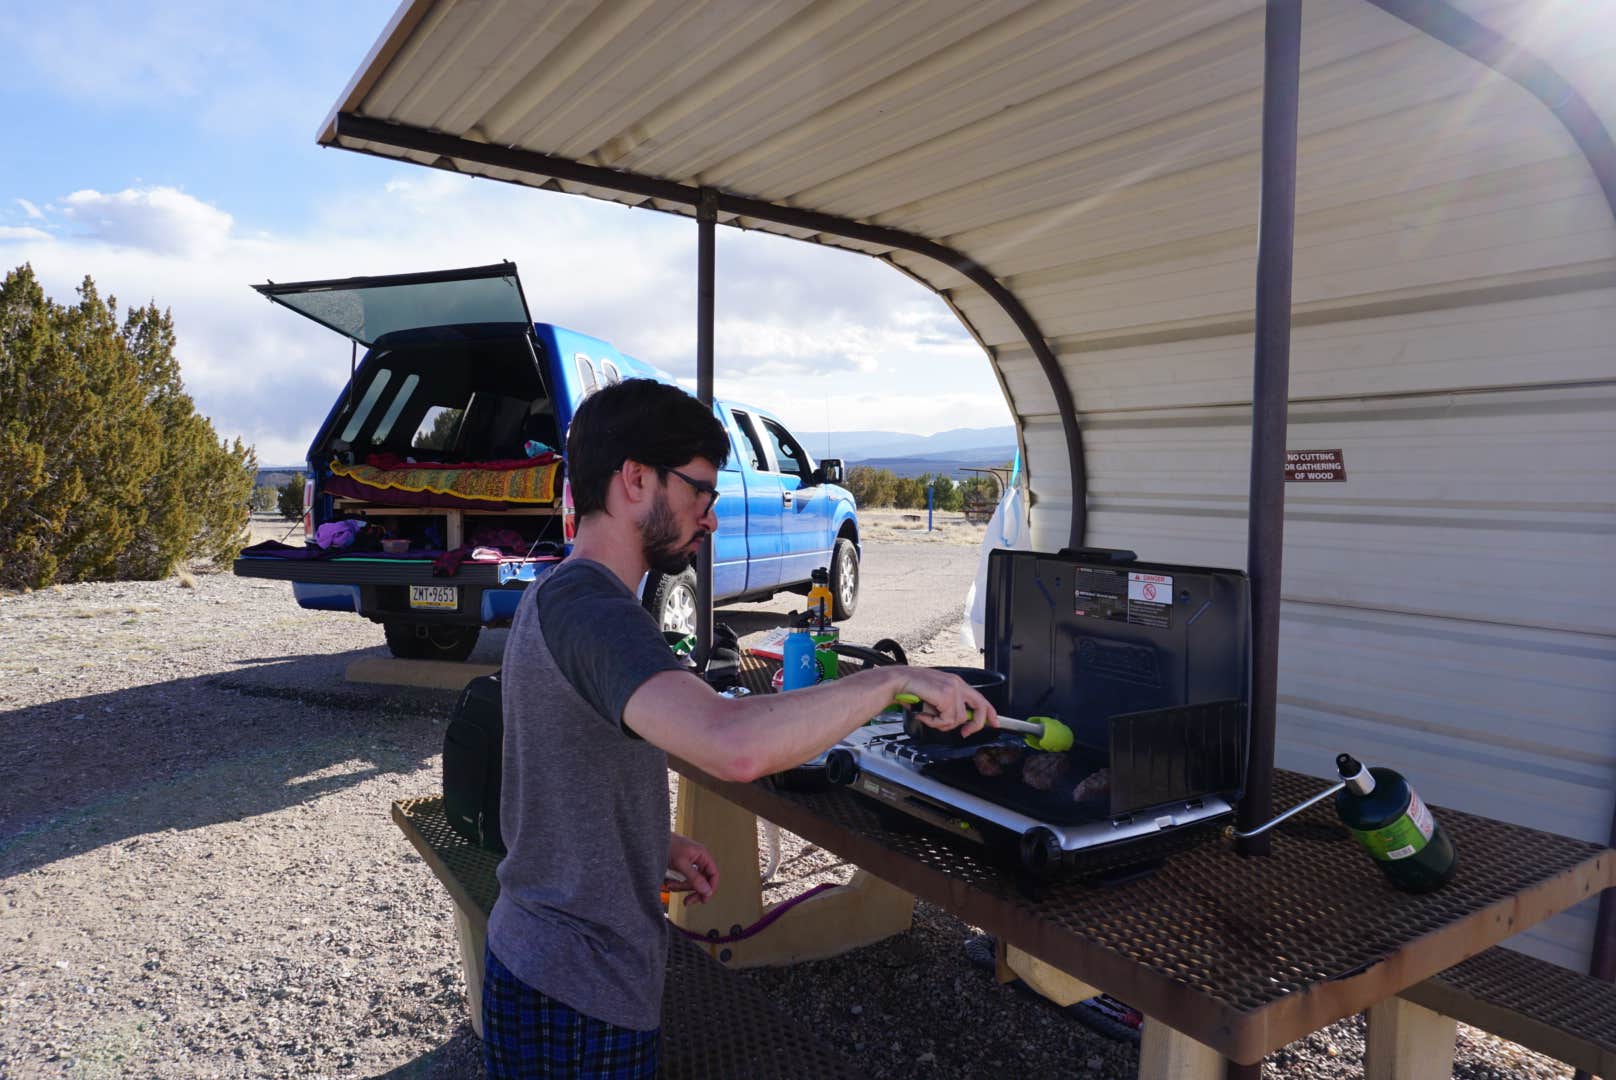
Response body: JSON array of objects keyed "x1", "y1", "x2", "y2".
[{"x1": 482, "y1": 943, "x2": 661, "y2": 1079}]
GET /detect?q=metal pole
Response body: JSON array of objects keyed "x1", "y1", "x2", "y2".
[
  {"x1": 695, "y1": 188, "x2": 717, "y2": 668},
  {"x1": 1236, "y1": 0, "x2": 1303, "y2": 858}
]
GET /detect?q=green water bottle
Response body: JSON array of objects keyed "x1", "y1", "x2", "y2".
[{"x1": 1335, "y1": 753, "x2": 1458, "y2": 893}]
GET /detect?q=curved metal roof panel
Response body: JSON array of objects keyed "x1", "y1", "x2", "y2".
[{"x1": 320, "y1": 1, "x2": 1614, "y2": 551}]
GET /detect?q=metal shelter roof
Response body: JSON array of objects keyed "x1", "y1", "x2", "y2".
[{"x1": 318, "y1": 0, "x2": 1615, "y2": 552}]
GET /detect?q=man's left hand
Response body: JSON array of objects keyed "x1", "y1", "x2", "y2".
[{"x1": 666, "y1": 833, "x2": 719, "y2": 905}]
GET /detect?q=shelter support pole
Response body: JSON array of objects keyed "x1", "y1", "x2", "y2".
[
  {"x1": 1236, "y1": 0, "x2": 1302, "y2": 858},
  {"x1": 695, "y1": 188, "x2": 717, "y2": 667}
]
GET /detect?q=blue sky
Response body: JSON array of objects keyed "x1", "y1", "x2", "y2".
[{"x1": 1, "y1": 1, "x2": 1011, "y2": 465}]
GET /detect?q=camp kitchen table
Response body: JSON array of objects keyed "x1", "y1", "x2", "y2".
[{"x1": 669, "y1": 657, "x2": 1615, "y2": 1075}]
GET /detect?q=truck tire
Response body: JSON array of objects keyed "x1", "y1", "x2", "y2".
[
  {"x1": 384, "y1": 620, "x2": 480, "y2": 662},
  {"x1": 829, "y1": 537, "x2": 859, "y2": 619},
  {"x1": 646, "y1": 568, "x2": 698, "y2": 636}
]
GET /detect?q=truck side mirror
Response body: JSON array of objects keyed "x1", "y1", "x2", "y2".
[{"x1": 816, "y1": 458, "x2": 844, "y2": 485}]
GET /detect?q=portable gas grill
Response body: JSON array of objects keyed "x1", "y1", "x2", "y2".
[{"x1": 825, "y1": 547, "x2": 1251, "y2": 878}]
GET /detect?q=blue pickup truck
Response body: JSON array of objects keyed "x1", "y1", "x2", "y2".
[{"x1": 234, "y1": 263, "x2": 860, "y2": 660}]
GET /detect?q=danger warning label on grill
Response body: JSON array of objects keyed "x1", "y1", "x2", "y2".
[
  {"x1": 1075, "y1": 568, "x2": 1173, "y2": 629},
  {"x1": 1127, "y1": 572, "x2": 1173, "y2": 629},
  {"x1": 1285, "y1": 448, "x2": 1347, "y2": 482}
]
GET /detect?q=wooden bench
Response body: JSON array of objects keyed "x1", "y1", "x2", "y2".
[
  {"x1": 1368, "y1": 945, "x2": 1616, "y2": 1079},
  {"x1": 391, "y1": 795, "x2": 861, "y2": 1080}
]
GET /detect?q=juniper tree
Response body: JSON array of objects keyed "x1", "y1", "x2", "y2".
[{"x1": 0, "y1": 264, "x2": 256, "y2": 588}]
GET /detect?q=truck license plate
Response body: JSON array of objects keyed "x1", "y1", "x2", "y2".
[{"x1": 409, "y1": 585, "x2": 459, "y2": 610}]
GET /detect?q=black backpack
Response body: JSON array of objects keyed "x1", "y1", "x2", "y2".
[
  {"x1": 443, "y1": 633, "x2": 738, "y2": 854},
  {"x1": 443, "y1": 672, "x2": 506, "y2": 854}
]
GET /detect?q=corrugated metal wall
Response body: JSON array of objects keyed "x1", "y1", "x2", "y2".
[{"x1": 986, "y1": 4, "x2": 1616, "y2": 968}]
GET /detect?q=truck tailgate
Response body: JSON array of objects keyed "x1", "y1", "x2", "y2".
[{"x1": 233, "y1": 555, "x2": 547, "y2": 588}]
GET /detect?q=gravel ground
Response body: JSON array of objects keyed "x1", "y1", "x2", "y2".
[{"x1": 0, "y1": 539, "x2": 1575, "y2": 1079}]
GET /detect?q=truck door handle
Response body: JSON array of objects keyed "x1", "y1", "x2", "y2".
[{"x1": 782, "y1": 491, "x2": 793, "y2": 507}]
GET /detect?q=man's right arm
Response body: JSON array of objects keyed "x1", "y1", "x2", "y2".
[{"x1": 622, "y1": 664, "x2": 998, "y2": 782}]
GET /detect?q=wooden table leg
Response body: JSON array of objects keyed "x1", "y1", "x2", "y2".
[
  {"x1": 670, "y1": 774, "x2": 913, "y2": 967},
  {"x1": 1365, "y1": 998, "x2": 1458, "y2": 1080},
  {"x1": 670, "y1": 771, "x2": 764, "y2": 940},
  {"x1": 1002, "y1": 937, "x2": 1229, "y2": 1080},
  {"x1": 1139, "y1": 1021, "x2": 1225, "y2": 1080},
  {"x1": 998, "y1": 940, "x2": 1100, "y2": 1006},
  {"x1": 452, "y1": 905, "x2": 488, "y2": 1040}
]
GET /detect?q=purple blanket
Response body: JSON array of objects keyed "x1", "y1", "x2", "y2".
[{"x1": 239, "y1": 540, "x2": 428, "y2": 561}]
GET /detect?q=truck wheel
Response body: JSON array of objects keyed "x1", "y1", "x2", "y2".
[
  {"x1": 384, "y1": 621, "x2": 480, "y2": 662},
  {"x1": 829, "y1": 537, "x2": 859, "y2": 619},
  {"x1": 646, "y1": 568, "x2": 698, "y2": 636}
]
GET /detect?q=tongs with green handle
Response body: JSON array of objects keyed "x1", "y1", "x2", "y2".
[{"x1": 891, "y1": 692, "x2": 1073, "y2": 752}]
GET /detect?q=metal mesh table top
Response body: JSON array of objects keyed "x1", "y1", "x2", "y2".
[
  {"x1": 671, "y1": 759, "x2": 1612, "y2": 1064},
  {"x1": 392, "y1": 797, "x2": 863, "y2": 1080}
]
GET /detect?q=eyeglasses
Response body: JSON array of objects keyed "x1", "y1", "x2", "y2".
[{"x1": 660, "y1": 466, "x2": 721, "y2": 513}]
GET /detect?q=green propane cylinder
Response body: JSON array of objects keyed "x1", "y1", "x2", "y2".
[{"x1": 1334, "y1": 753, "x2": 1458, "y2": 893}]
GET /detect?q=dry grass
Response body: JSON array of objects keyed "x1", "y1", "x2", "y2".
[{"x1": 857, "y1": 507, "x2": 988, "y2": 547}]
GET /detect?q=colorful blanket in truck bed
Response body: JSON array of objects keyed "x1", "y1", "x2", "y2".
[{"x1": 325, "y1": 454, "x2": 559, "y2": 508}]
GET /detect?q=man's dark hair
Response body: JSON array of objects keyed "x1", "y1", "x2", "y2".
[{"x1": 566, "y1": 379, "x2": 730, "y2": 516}]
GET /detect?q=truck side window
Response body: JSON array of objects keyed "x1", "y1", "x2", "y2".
[
  {"x1": 412, "y1": 406, "x2": 464, "y2": 452},
  {"x1": 371, "y1": 373, "x2": 421, "y2": 442},
  {"x1": 575, "y1": 354, "x2": 599, "y2": 396},
  {"x1": 730, "y1": 410, "x2": 771, "y2": 472},
  {"x1": 760, "y1": 418, "x2": 810, "y2": 482},
  {"x1": 339, "y1": 369, "x2": 392, "y2": 443}
]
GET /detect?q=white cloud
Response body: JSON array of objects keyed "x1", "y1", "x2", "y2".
[
  {"x1": 2, "y1": 171, "x2": 1010, "y2": 464},
  {"x1": 16, "y1": 199, "x2": 44, "y2": 220},
  {"x1": 0, "y1": 226, "x2": 52, "y2": 242},
  {"x1": 58, "y1": 187, "x2": 234, "y2": 257}
]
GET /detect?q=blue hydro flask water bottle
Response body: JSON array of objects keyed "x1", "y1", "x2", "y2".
[{"x1": 781, "y1": 626, "x2": 818, "y2": 691}]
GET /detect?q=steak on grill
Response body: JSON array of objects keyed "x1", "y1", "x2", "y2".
[
  {"x1": 972, "y1": 745, "x2": 1025, "y2": 777},
  {"x1": 1020, "y1": 751, "x2": 1071, "y2": 791}
]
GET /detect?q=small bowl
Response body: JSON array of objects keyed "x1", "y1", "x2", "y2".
[{"x1": 381, "y1": 539, "x2": 410, "y2": 554}]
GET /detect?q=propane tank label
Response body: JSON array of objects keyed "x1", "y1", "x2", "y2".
[
  {"x1": 1407, "y1": 790, "x2": 1436, "y2": 842},
  {"x1": 1350, "y1": 806, "x2": 1432, "y2": 862}
]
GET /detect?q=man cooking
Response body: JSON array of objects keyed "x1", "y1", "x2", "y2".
[{"x1": 483, "y1": 378, "x2": 997, "y2": 1078}]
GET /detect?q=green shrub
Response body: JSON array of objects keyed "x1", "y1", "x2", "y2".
[
  {"x1": 0, "y1": 264, "x2": 257, "y2": 588},
  {"x1": 277, "y1": 474, "x2": 306, "y2": 521},
  {"x1": 844, "y1": 465, "x2": 896, "y2": 508}
]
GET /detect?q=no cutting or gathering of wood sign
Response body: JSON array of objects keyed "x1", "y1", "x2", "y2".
[{"x1": 1285, "y1": 448, "x2": 1346, "y2": 482}]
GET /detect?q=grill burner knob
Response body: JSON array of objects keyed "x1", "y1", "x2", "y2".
[
  {"x1": 1019, "y1": 827, "x2": 1063, "y2": 878},
  {"x1": 825, "y1": 749, "x2": 859, "y2": 786}
]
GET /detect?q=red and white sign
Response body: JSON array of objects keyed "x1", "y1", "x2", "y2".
[{"x1": 1128, "y1": 573, "x2": 1172, "y2": 604}]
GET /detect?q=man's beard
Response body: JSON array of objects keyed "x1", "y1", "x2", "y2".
[{"x1": 639, "y1": 490, "x2": 705, "y2": 576}]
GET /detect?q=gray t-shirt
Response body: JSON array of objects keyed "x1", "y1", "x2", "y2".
[{"x1": 487, "y1": 558, "x2": 684, "y2": 1030}]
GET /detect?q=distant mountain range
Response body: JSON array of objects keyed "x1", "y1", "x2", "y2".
[
  {"x1": 255, "y1": 425, "x2": 1017, "y2": 487},
  {"x1": 798, "y1": 426, "x2": 1016, "y2": 479},
  {"x1": 254, "y1": 467, "x2": 306, "y2": 489}
]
